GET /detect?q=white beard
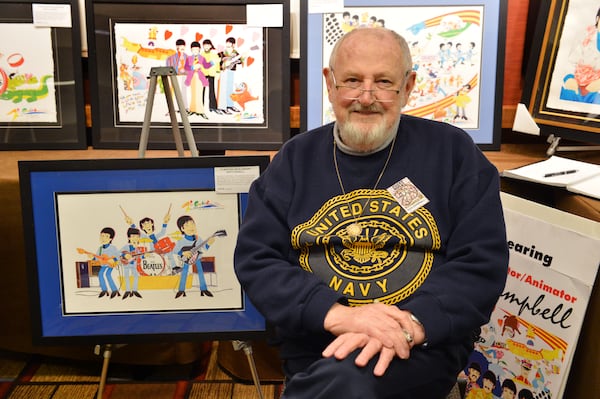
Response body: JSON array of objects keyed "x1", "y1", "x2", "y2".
[{"x1": 338, "y1": 104, "x2": 398, "y2": 152}]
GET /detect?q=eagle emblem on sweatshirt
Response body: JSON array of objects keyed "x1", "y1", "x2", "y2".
[{"x1": 291, "y1": 189, "x2": 440, "y2": 306}]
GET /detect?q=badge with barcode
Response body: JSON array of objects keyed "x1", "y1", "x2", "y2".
[{"x1": 387, "y1": 177, "x2": 429, "y2": 213}]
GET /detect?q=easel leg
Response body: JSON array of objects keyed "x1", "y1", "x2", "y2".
[
  {"x1": 138, "y1": 76, "x2": 158, "y2": 159},
  {"x1": 170, "y1": 74, "x2": 199, "y2": 157},
  {"x1": 232, "y1": 340, "x2": 265, "y2": 399},
  {"x1": 95, "y1": 344, "x2": 126, "y2": 399},
  {"x1": 96, "y1": 344, "x2": 112, "y2": 399},
  {"x1": 161, "y1": 76, "x2": 185, "y2": 156}
]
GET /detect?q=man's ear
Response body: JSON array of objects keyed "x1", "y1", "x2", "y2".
[
  {"x1": 404, "y1": 71, "x2": 417, "y2": 95},
  {"x1": 323, "y1": 68, "x2": 334, "y2": 102}
]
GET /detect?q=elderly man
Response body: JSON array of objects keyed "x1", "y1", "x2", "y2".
[{"x1": 234, "y1": 27, "x2": 508, "y2": 399}]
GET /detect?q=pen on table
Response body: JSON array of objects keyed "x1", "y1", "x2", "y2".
[{"x1": 544, "y1": 169, "x2": 578, "y2": 178}]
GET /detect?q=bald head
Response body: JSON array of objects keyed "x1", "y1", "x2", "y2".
[{"x1": 329, "y1": 27, "x2": 413, "y2": 74}]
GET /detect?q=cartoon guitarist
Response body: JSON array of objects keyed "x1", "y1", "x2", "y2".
[
  {"x1": 119, "y1": 227, "x2": 143, "y2": 299},
  {"x1": 78, "y1": 227, "x2": 121, "y2": 298},
  {"x1": 217, "y1": 37, "x2": 243, "y2": 114},
  {"x1": 173, "y1": 215, "x2": 226, "y2": 299}
]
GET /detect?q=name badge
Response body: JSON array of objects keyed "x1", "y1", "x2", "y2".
[{"x1": 387, "y1": 177, "x2": 429, "y2": 213}]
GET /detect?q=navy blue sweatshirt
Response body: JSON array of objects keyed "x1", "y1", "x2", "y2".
[{"x1": 234, "y1": 116, "x2": 508, "y2": 361}]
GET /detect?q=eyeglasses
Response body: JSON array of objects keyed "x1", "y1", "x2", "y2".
[{"x1": 330, "y1": 70, "x2": 405, "y2": 103}]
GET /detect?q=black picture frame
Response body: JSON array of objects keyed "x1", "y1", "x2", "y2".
[
  {"x1": 86, "y1": 0, "x2": 290, "y2": 151},
  {"x1": 521, "y1": 0, "x2": 600, "y2": 144},
  {"x1": 19, "y1": 155, "x2": 270, "y2": 345},
  {"x1": 300, "y1": 0, "x2": 506, "y2": 150},
  {"x1": 0, "y1": 0, "x2": 87, "y2": 150}
]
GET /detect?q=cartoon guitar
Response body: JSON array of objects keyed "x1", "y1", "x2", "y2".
[
  {"x1": 76, "y1": 248, "x2": 118, "y2": 268},
  {"x1": 220, "y1": 54, "x2": 242, "y2": 70},
  {"x1": 181, "y1": 230, "x2": 227, "y2": 265},
  {"x1": 120, "y1": 249, "x2": 154, "y2": 265}
]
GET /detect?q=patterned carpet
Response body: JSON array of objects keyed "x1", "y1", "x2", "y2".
[{"x1": 0, "y1": 343, "x2": 283, "y2": 399}]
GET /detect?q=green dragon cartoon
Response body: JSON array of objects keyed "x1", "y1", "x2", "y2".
[{"x1": 0, "y1": 74, "x2": 53, "y2": 103}]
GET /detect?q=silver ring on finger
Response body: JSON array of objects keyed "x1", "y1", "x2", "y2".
[{"x1": 403, "y1": 329, "x2": 413, "y2": 344}]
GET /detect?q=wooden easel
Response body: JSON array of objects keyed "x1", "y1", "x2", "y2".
[{"x1": 138, "y1": 66, "x2": 199, "y2": 158}]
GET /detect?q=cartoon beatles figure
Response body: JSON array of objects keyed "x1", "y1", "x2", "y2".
[
  {"x1": 200, "y1": 39, "x2": 221, "y2": 114},
  {"x1": 84, "y1": 227, "x2": 120, "y2": 299},
  {"x1": 184, "y1": 41, "x2": 213, "y2": 119},
  {"x1": 123, "y1": 205, "x2": 176, "y2": 273},
  {"x1": 119, "y1": 227, "x2": 143, "y2": 299},
  {"x1": 173, "y1": 215, "x2": 214, "y2": 298},
  {"x1": 217, "y1": 37, "x2": 243, "y2": 114},
  {"x1": 165, "y1": 38, "x2": 191, "y2": 113}
]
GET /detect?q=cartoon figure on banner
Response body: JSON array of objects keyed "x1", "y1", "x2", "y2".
[
  {"x1": 465, "y1": 369, "x2": 499, "y2": 399},
  {"x1": 502, "y1": 314, "x2": 522, "y2": 338},
  {"x1": 464, "y1": 361, "x2": 482, "y2": 396},
  {"x1": 119, "y1": 227, "x2": 143, "y2": 299},
  {"x1": 500, "y1": 378, "x2": 517, "y2": 399},
  {"x1": 559, "y1": 7, "x2": 600, "y2": 104},
  {"x1": 77, "y1": 227, "x2": 121, "y2": 299},
  {"x1": 514, "y1": 358, "x2": 534, "y2": 387},
  {"x1": 173, "y1": 215, "x2": 227, "y2": 299}
]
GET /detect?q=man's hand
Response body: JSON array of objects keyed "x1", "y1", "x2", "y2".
[
  {"x1": 322, "y1": 333, "x2": 397, "y2": 377},
  {"x1": 322, "y1": 302, "x2": 426, "y2": 375}
]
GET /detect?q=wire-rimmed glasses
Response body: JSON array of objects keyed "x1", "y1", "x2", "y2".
[{"x1": 330, "y1": 70, "x2": 404, "y2": 103}]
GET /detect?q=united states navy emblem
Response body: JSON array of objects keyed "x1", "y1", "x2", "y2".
[{"x1": 291, "y1": 189, "x2": 440, "y2": 306}]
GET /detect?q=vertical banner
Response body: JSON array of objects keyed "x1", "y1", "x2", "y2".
[{"x1": 462, "y1": 193, "x2": 600, "y2": 399}]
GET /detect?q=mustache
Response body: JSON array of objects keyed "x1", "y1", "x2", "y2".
[{"x1": 349, "y1": 103, "x2": 382, "y2": 113}]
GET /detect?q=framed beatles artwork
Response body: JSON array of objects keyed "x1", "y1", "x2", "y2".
[
  {"x1": 521, "y1": 0, "x2": 600, "y2": 145},
  {"x1": 86, "y1": 0, "x2": 290, "y2": 150},
  {"x1": 300, "y1": 0, "x2": 507, "y2": 150},
  {"x1": 0, "y1": 0, "x2": 87, "y2": 149},
  {"x1": 19, "y1": 155, "x2": 270, "y2": 344}
]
